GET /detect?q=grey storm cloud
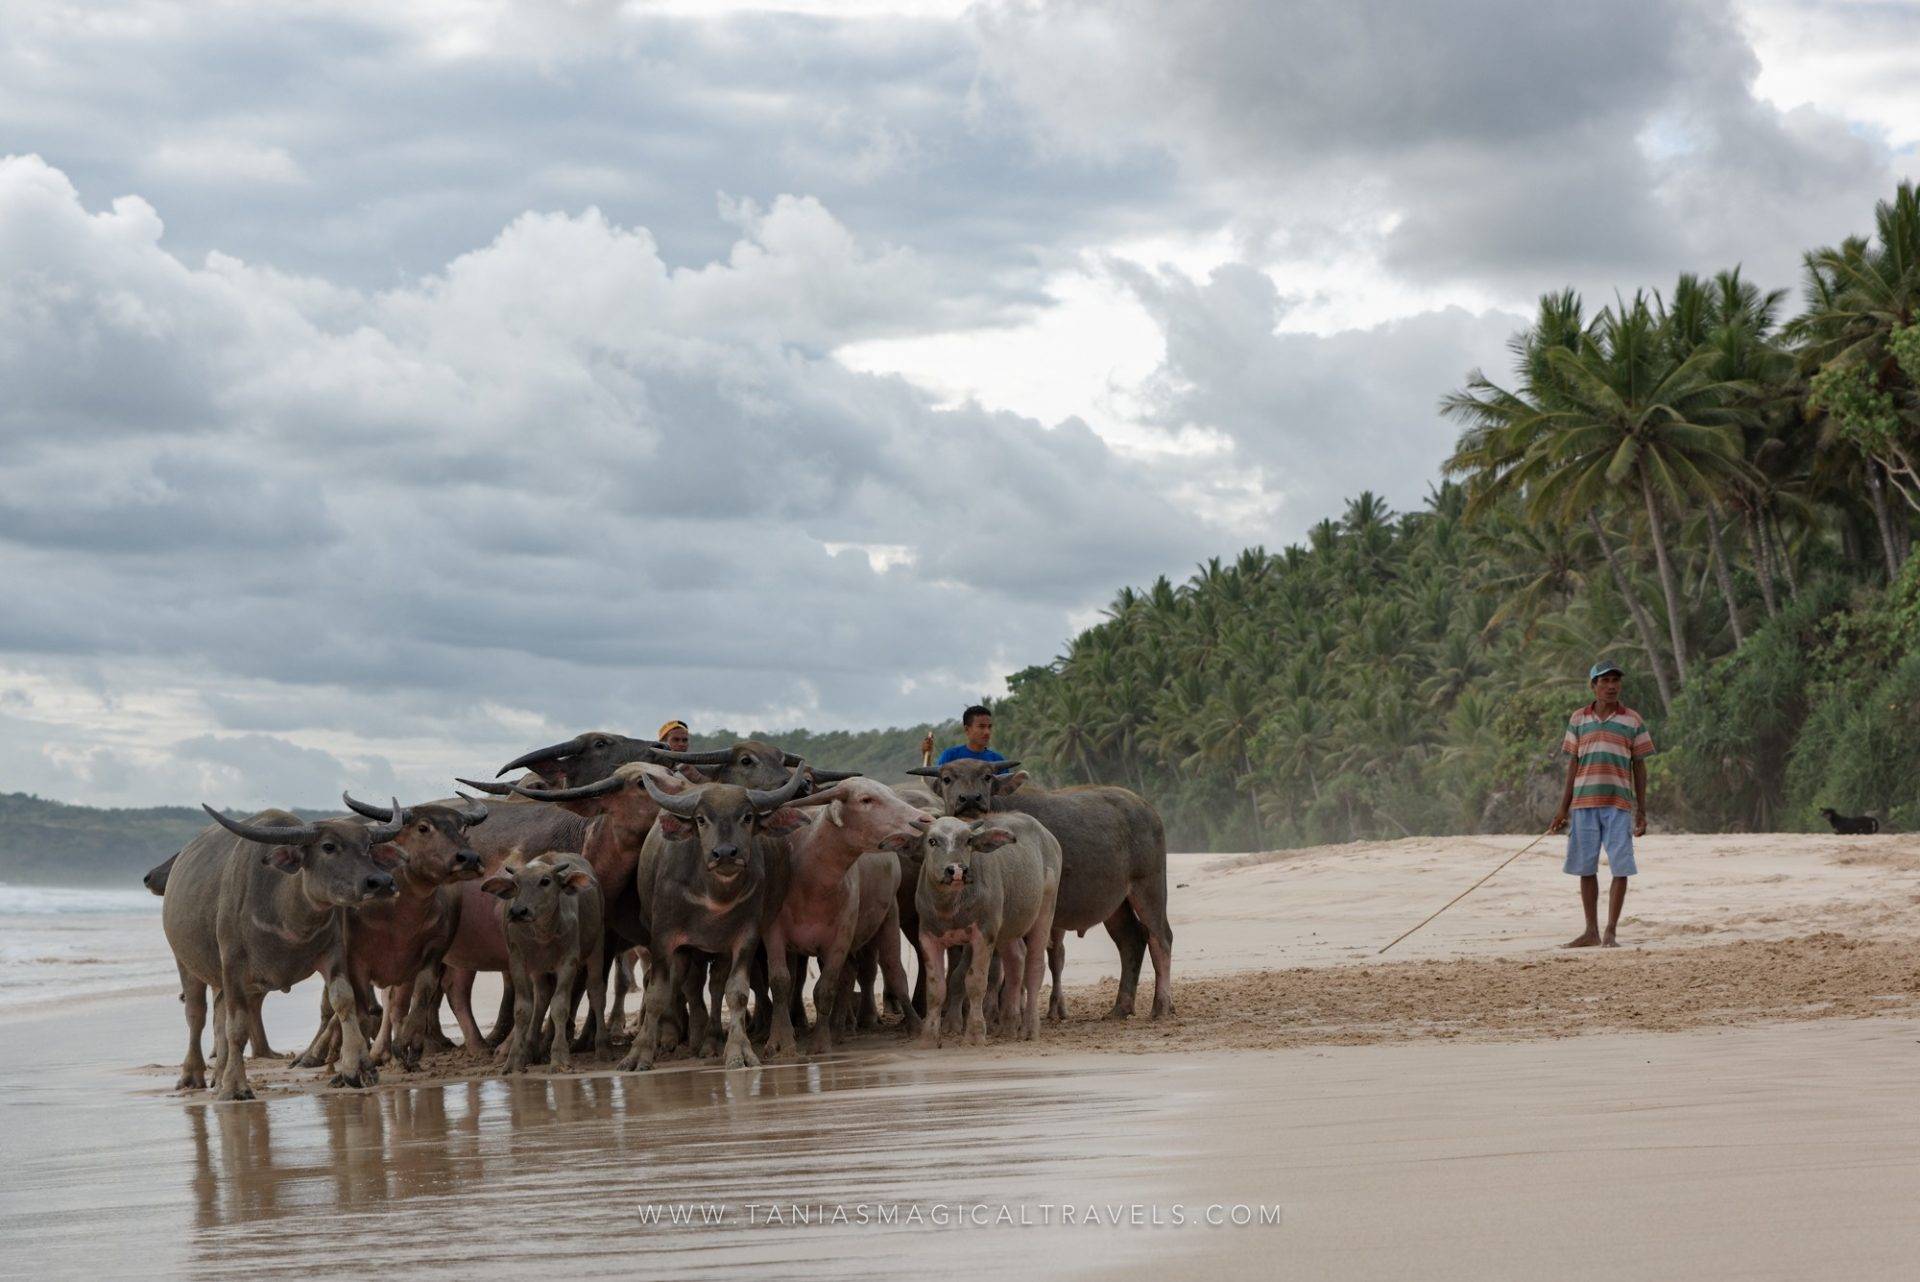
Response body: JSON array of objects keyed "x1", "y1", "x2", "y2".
[
  {"x1": 975, "y1": 0, "x2": 1901, "y2": 293},
  {"x1": 0, "y1": 154, "x2": 1224, "y2": 806}
]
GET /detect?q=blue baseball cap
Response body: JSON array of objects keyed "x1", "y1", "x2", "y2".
[{"x1": 1588, "y1": 660, "x2": 1624, "y2": 683}]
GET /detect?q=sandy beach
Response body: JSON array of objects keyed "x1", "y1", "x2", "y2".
[{"x1": 9, "y1": 831, "x2": 1920, "y2": 1278}]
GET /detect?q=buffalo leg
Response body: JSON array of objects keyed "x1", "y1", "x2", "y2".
[
  {"x1": 762, "y1": 932, "x2": 800, "y2": 1060},
  {"x1": 487, "y1": 981, "x2": 515, "y2": 1049},
  {"x1": 213, "y1": 971, "x2": 256, "y2": 1102},
  {"x1": 807, "y1": 940, "x2": 852, "y2": 1055},
  {"x1": 326, "y1": 970, "x2": 377, "y2": 1089},
  {"x1": 394, "y1": 973, "x2": 435, "y2": 1071},
  {"x1": 914, "y1": 935, "x2": 948, "y2": 1050},
  {"x1": 720, "y1": 944, "x2": 761, "y2": 1070},
  {"x1": 1127, "y1": 879, "x2": 1176, "y2": 1018},
  {"x1": 874, "y1": 904, "x2": 921, "y2": 1034},
  {"x1": 177, "y1": 964, "x2": 209, "y2": 1090},
  {"x1": 619, "y1": 950, "x2": 685, "y2": 1073},
  {"x1": 547, "y1": 961, "x2": 580, "y2": 1072},
  {"x1": 1046, "y1": 930, "x2": 1067, "y2": 1021},
  {"x1": 585, "y1": 941, "x2": 610, "y2": 1058},
  {"x1": 1103, "y1": 907, "x2": 1148, "y2": 1019},
  {"x1": 961, "y1": 931, "x2": 992, "y2": 1046},
  {"x1": 247, "y1": 992, "x2": 282, "y2": 1059},
  {"x1": 446, "y1": 966, "x2": 489, "y2": 1056}
]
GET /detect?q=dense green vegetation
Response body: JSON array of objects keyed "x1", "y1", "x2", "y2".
[
  {"x1": 992, "y1": 183, "x2": 1920, "y2": 852},
  {"x1": 0, "y1": 793, "x2": 224, "y2": 887}
]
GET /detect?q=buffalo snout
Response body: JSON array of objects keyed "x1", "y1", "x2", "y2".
[
  {"x1": 507, "y1": 903, "x2": 533, "y2": 922},
  {"x1": 362, "y1": 871, "x2": 398, "y2": 898},
  {"x1": 452, "y1": 849, "x2": 482, "y2": 876}
]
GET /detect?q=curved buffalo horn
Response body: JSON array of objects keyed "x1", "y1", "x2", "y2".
[
  {"x1": 641, "y1": 773, "x2": 702, "y2": 819},
  {"x1": 781, "y1": 751, "x2": 804, "y2": 767},
  {"x1": 341, "y1": 791, "x2": 401, "y2": 822},
  {"x1": 496, "y1": 736, "x2": 586, "y2": 777},
  {"x1": 459, "y1": 799, "x2": 489, "y2": 827},
  {"x1": 203, "y1": 805, "x2": 318, "y2": 845},
  {"x1": 746, "y1": 765, "x2": 810, "y2": 813},
  {"x1": 905, "y1": 766, "x2": 941, "y2": 777},
  {"x1": 993, "y1": 761, "x2": 1022, "y2": 772},
  {"x1": 454, "y1": 777, "x2": 518, "y2": 796},
  {"x1": 367, "y1": 799, "x2": 408, "y2": 844},
  {"x1": 641, "y1": 746, "x2": 735, "y2": 766},
  {"x1": 511, "y1": 776, "x2": 624, "y2": 803},
  {"x1": 809, "y1": 769, "x2": 863, "y2": 783}
]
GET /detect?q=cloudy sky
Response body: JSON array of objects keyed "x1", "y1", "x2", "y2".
[{"x1": 2, "y1": 0, "x2": 1916, "y2": 809}]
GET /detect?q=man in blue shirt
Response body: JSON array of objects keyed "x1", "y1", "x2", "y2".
[{"x1": 920, "y1": 705, "x2": 1006, "y2": 766}]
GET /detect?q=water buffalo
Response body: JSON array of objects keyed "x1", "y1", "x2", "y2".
[
  {"x1": 298, "y1": 795, "x2": 487, "y2": 1071},
  {"x1": 756, "y1": 779, "x2": 930, "y2": 1056},
  {"x1": 621, "y1": 768, "x2": 811, "y2": 1071},
  {"x1": 497, "y1": 730, "x2": 860, "y2": 792},
  {"x1": 163, "y1": 802, "x2": 406, "y2": 1100},
  {"x1": 913, "y1": 814, "x2": 1062, "y2": 1046},
  {"x1": 909, "y1": 758, "x2": 1173, "y2": 1019},
  {"x1": 482, "y1": 853, "x2": 605, "y2": 1074}
]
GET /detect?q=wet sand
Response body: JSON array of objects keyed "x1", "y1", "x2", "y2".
[{"x1": 10, "y1": 831, "x2": 1920, "y2": 1278}]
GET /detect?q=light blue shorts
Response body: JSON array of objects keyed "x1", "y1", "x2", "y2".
[{"x1": 1564, "y1": 807, "x2": 1637, "y2": 877}]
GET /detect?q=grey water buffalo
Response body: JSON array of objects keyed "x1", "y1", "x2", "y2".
[
  {"x1": 909, "y1": 758, "x2": 1173, "y2": 1019},
  {"x1": 757, "y1": 778, "x2": 929, "y2": 1056},
  {"x1": 162, "y1": 802, "x2": 407, "y2": 1100},
  {"x1": 300, "y1": 795, "x2": 487, "y2": 1071},
  {"x1": 436, "y1": 794, "x2": 593, "y2": 1050},
  {"x1": 913, "y1": 814, "x2": 1062, "y2": 1047},
  {"x1": 621, "y1": 768, "x2": 811, "y2": 1071},
  {"x1": 483, "y1": 853, "x2": 606, "y2": 1073}
]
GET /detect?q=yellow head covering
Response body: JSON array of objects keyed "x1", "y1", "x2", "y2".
[{"x1": 657, "y1": 719, "x2": 688, "y2": 739}]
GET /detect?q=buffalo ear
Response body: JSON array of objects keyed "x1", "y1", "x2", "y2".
[
  {"x1": 370, "y1": 843, "x2": 406, "y2": 870},
  {"x1": 561, "y1": 869, "x2": 593, "y2": 893},
  {"x1": 764, "y1": 807, "x2": 808, "y2": 836},
  {"x1": 264, "y1": 846, "x2": 304, "y2": 874},
  {"x1": 659, "y1": 814, "x2": 692, "y2": 837},
  {"x1": 826, "y1": 799, "x2": 845, "y2": 829},
  {"x1": 968, "y1": 827, "x2": 1017, "y2": 852},
  {"x1": 481, "y1": 873, "x2": 517, "y2": 899},
  {"x1": 991, "y1": 770, "x2": 1030, "y2": 795}
]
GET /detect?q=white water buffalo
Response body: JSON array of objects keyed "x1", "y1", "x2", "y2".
[
  {"x1": 909, "y1": 758, "x2": 1173, "y2": 1019},
  {"x1": 163, "y1": 802, "x2": 407, "y2": 1100},
  {"x1": 913, "y1": 814, "x2": 1062, "y2": 1046}
]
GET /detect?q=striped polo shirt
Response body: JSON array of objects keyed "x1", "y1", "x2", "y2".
[{"x1": 1562, "y1": 702, "x2": 1655, "y2": 812}]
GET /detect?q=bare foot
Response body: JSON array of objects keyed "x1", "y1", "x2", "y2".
[{"x1": 1562, "y1": 931, "x2": 1600, "y2": 948}]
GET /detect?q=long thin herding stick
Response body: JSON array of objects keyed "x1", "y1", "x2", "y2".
[{"x1": 1376, "y1": 826, "x2": 1557, "y2": 956}]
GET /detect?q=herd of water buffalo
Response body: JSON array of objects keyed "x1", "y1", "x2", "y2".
[{"x1": 145, "y1": 731, "x2": 1175, "y2": 1101}]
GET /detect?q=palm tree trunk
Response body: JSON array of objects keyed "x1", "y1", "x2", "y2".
[
  {"x1": 1586, "y1": 510, "x2": 1676, "y2": 708},
  {"x1": 1767, "y1": 512, "x2": 1801, "y2": 602},
  {"x1": 1864, "y1": 462, "x2": 1903, "y2": 578},
  {"x1": 1744, "y1": 510, "x2": 1779, "y2": 618},
  {"x1": 1242, "y1": 748, "x2": 1263, "y2": 850},
  {"x1": 1637, "y1": 471, "x2": 1691, "y2": 685},
  {"x1": 1705, "y1": 505, "x2": 1746, "y2": 647}
]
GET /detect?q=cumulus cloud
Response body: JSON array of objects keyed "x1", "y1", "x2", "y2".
[
  {"x1": 0, "y1": 155, "x2": 1223, "y2": 806},
  {"x1": 974, "y1": 0, "x2": 1901, "y2": 294}
]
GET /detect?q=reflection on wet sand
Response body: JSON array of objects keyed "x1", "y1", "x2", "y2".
[{"x1": 181, "y1": 1058, "x2": 1171, "y2": 1278}]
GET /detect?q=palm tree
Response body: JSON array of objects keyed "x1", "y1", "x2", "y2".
[{"x1": 1509, "y1": 293, "x2": 1751, "y2": 686}]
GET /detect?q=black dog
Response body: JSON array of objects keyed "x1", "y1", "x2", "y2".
[{"x1": 1820, "y1": 807, "x2": 1880, "y2": 835}]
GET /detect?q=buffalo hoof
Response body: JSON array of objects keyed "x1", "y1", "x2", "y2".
[
  {"x1": 698, "y1": 1035, "x2": 723, "y2": 1059},
  {"x1": 912, "y1": 1030, "x2": 941, "y2": 1051},
  {"x1": 549, "y1": 1054, "x2": 575, "y2": 1074},
  {"x1": 329, "y1": 1069, "x2": 374, "y2": 1090},
  {"x1": 176, "y1": 1071, "x2": 206, "y2": 1090},
  {"x1": 1102, "y1": 1004, "x2": 1134, "y2": 1021},
  {"x1": 762, "y1": 1031, "x2": 799, "y2": 1061},
  {"x1": 616, "y1": 1053, "x2": 654, "y2": 1073},
  {"x1": 394, "y1": 1044, "x2": 422, "y2": 1073},
  {"x1": 1151, "y1": 997, "x2": 1175, "y2": 1019},
  {"x1": 803, "y1": 1032, "x2": 833, "y2": 1057},
  {"x1": 291, "y1": 1051, "x2": 328, "y2": 1069},
  {"x1": 963, "y1": 1027, "x2": 988, "y2": 1048},
  {"x1": 252, "y1": 1049, "x2": 293, "y2": 1061},
  {"x1": 900, "y1": 1011, "x2": 924, "y2": 1036},
  {"x1": 722, "y1": 1043, "x2": 761, "y2": 1070},
  {"x1": 215, "y1": 1084, "x2": 257, "y2": 1102}
]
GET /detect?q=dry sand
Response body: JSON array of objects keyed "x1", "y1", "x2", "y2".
[{"x1": 11, "y1": 830, "x2": 1920, "y2": 1279}]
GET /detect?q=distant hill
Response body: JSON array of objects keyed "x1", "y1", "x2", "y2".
[{"x1": 0, "y1": 793, "x2": 343, "y2": 889}]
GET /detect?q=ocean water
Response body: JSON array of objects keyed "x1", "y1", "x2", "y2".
[{"x1": 0, "y1": 882, "x2": 174, "y2": 1016}]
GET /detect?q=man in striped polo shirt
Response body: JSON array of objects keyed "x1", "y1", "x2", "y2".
[{"x1": 1548, "y1": 661, "x2": 1653, "y2": 948}]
